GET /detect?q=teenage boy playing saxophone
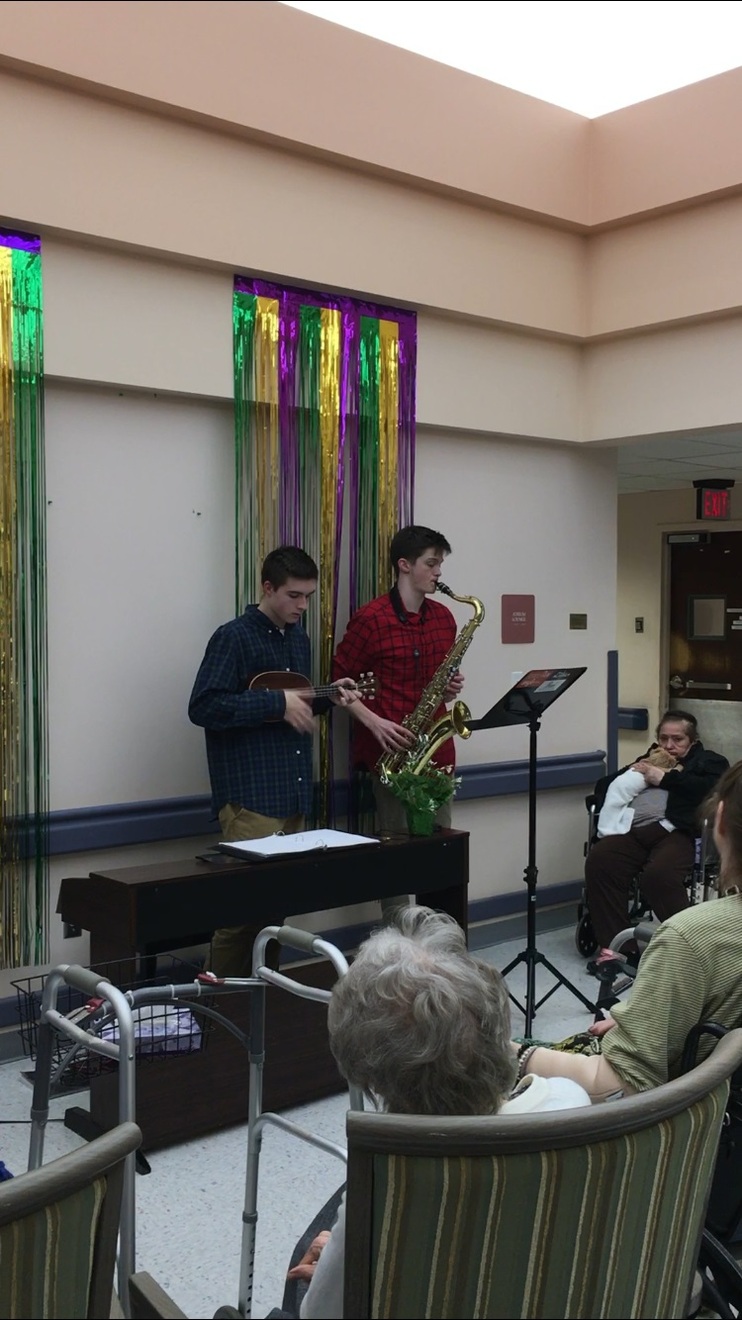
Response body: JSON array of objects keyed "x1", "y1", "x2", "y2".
[{"x1": 332, "y1": 525, "x2": 464, "y2": 844}]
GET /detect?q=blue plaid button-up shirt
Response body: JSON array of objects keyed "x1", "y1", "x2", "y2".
[{"x1": 189, "y1": 606, "x2": 326, "y2": 819}]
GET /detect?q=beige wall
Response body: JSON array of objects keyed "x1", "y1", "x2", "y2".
[
  {"x1": 587, "y1": 196, "x2": 742, "y2": 338},
  {"x1": 40, "y1": 377, "x2": 614, "y2": 816},
  {"x1": 585, "y1": 317, "x2": 742, "y2": 442},
  {"x1": 43, "y1": 243, "x2": 234, "y2": 398},
  {"x1": 0, "y1": 0, "x2": 590, "y2": 225},
  {"x1": 5, "y1": 1, "x2": 742, "y2": 229},
  {"x1": 23, "y1": 77, "x2": 742, "y2": 461},
  {"x1": 40, "y1": 238, "x2": 585, "y2": 422},
  {"x1": 415, "y1": 429, "x2": 616, "y2": 766},
  {"x1": 417, "y1": 316, "x2": 582, "y2": 441},
  {"x1": 7, "y1": 57, "x2": 742, "y2": 373},
  {"x1": 2, "y1": 76, "x2": 587, "y2": 340},
  {"x1": 41, "y1": 221, "x2": 742, "y2": 452},
  {"x1": 590, "y1": 67, "x2": 742, "y2": 225},
  {"x1": 45, "y1": 384, "x2": 234, "y2": 811}
]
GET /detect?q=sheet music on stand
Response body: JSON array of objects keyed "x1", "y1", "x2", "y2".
[
  {"x1": 218, "y1": 828, "x2": 380, "y2": 861},
  {"x1": 468, "y1": 667, "x2": 587, "y2": 732}
]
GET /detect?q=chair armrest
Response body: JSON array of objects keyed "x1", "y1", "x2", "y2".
[{"x1": 128, "y1": 1273, "x2": 189, "y2": 1320}]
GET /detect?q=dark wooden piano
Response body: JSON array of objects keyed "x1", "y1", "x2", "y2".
[{"x1": 57, "y1": 829, "x2": 468, "y2": 1149}]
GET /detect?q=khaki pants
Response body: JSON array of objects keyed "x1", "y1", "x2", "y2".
[
  {"x1": 372, "y1": 777, "x2": 453, "y2": 917},
  {"x1": 209, "y1": 804, "x2": 303, "y2": 977}
]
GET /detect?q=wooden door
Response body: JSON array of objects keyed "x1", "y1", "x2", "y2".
[{"x1": 668, "y1": 530, "x2": 742, "y2": 765}]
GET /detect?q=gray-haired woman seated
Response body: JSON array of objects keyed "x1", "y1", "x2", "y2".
[{"x1": 289, "y1": 906, "x2": 588, "y2": 1320}]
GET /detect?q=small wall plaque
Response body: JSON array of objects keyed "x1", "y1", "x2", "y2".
[{"x1": 569, "y1": 613, "x2": 587, "y2": 630}]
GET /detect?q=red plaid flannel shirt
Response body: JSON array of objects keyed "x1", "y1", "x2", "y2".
[{"x1": 332, "y1": 589, "x2": 457, "y2": 773}]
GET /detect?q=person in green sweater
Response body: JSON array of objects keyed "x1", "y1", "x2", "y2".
[{"x1": 516, "y1": 758, "x2": 742, "y2": 1101}]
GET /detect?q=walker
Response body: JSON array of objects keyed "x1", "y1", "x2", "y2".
[{"x1": 20, "y1": 925, "x2": 363, "y2": 1318}]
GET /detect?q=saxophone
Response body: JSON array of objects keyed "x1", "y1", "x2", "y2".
[{"x1": 377, "y1": 582, "x2": 485, "y2": 781}]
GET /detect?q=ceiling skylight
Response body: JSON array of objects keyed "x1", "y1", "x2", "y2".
[{"x1": 283, "y1": 1, "x2": 742, "y2": 118}]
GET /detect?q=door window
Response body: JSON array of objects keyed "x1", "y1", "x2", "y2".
[{"x1": 688, "y1": 595, "x2": 726, "y2": 640}]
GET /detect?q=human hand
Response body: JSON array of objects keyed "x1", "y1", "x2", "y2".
[
  {"x1": 286, "y1": 1231, "x2": 331, "y2": 1282},
  {"x1": 588, "y1": 1016, "x2": 616, "y2": 1037},
  {"x1": 370, "y1": 714, "x2": 416, "y2": 753},
  {"x1": 444, "y1": 672, "x2": 465, "y2": 702},
  {"x1": 633, "y1": 759, "x2": 666, "y2": 786},
  {"x1": 329, "y1": 677, "x2": 362, "y2": 706},
  {"x1": 283, "y1": 688, "x2": 316, "y2": 734}
]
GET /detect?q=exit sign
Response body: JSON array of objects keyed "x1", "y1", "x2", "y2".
[{"x1": 696, "y1": 485, "x2": 732, "y2": 521}]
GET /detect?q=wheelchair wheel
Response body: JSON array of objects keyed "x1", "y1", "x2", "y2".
[{"x1": 575, "y1": 908, "x2": 598, "y2": 957}]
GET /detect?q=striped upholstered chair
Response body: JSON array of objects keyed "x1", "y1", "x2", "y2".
[
  {"x1": 0, "y1": 1121, "x2": 141, "y2": 1319},
  {"x1": 343, "y1": 1029, "x2": 742, "y2": 1319}
]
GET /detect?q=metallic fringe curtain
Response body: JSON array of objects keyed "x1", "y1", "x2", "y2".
[
  {"x1": 233, "y1": 279, "x2": 416, "y2": 822},
  {"x1": 0, "y1": 233, "x2": 48, "y2": 969}
]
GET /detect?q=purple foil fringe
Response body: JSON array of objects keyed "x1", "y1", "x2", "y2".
[
  {"x1": 278, "y1": 294, "x2": 300, "y2": 545},
  {"x1": 0, "y1": 230, "x2": 41, "y2": 253},
  {"x1": 336, "y1": 307, "x2": 356, "y2": 629},
  {"x1": 237, "y1": 277, "x2": 416, "y2": 616}
]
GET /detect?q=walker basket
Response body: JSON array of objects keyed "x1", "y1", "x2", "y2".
[{"x1": 12, "y1": 955, "x2": 207, "y2": 1085}]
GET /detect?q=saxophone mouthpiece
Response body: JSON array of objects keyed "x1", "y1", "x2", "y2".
[{"x1": 436, "y1": 581, "x2": 453, "y2": 597}]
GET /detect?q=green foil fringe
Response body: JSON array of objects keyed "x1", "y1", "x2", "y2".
[{"x1": 0, "y1": 244, "x2": 49, "y2": 970}]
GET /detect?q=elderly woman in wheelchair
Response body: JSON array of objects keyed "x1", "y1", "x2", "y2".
[
  {"x1": 578, "y1": 709, "x2": 727, "y2": 970},
  {"x1": 521, "y1": 758, "x2": 742, "y2": 1103}
]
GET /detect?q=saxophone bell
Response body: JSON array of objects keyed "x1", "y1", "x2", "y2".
[{"x1": 451, "y1": 699, "x2": 473, "y2": 739}]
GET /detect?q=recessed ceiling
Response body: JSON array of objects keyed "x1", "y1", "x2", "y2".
[
  {"x1": 616, "y1": 430, "x2": 742, "y2": 494},
  {"x1": 283, "y1": 1, "x2": 742, "y2": 118}
]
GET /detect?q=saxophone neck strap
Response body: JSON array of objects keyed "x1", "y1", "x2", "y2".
[{"x1": 389, "y1": 584, "x2": 429, "y2": 625}]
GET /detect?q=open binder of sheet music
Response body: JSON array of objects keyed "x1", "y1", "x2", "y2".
[{"x1": 218, "y1": 828, "x2": 380, "y2": 860}]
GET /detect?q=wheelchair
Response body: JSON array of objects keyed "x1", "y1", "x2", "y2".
[{"x1": 575, "y1": 795, "x2": 720, "y2": 959}]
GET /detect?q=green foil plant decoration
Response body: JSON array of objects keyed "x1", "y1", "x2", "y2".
[{"x1": 384, "y1": 767, "x2": 460, "y2": 836}]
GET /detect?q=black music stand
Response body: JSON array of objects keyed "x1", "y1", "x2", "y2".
[{"x1": 468, "y1": 667, "x2": 596, "y2": 1036}]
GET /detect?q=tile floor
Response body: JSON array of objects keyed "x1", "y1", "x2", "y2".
[{"x1": 0, "y1": 919, "x2": 613, "y2": 1319}]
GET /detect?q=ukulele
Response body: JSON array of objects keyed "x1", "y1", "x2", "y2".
[{"x1": 247, "y1": 670, "x2": 377, "y2": 706}]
